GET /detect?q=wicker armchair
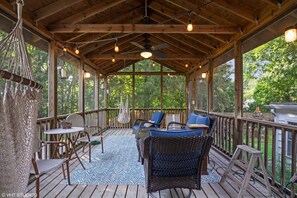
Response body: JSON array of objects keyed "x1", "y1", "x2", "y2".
[{"x1": 140, "y1": 135, "x2": 213, "y2": 196}]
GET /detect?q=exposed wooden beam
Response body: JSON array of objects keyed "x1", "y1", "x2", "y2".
[
  {"x1": 213, "y1": 0, "x2": 257, "y2": 23},
  {"x1": 48, "y1": 24, "x2": 240, "y2": 34},
  {"x1": 58, "y1": 0, "x2": 126, "y2": 24},
  {"x1": 86, "y1": 54, "x2": 203, "y2": 60},
  {"x1": 110, "y1": 72, "x2": 185, "y2": 75},
  {"x1": 33, "y1": 0, "x2": 83, "y2": 21}
]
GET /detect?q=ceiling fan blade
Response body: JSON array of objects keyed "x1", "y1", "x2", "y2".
[
  {"x1": 152, "y1": 51, "x2": 167, "y2": 58},
  {"x1": 131, "y1": 42, "x2": 145, "y2": 49},
  {"x1": 151, "y1": 43, "x2": 169, "y2": 51}
]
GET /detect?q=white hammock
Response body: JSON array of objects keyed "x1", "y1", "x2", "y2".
[
  {"x1": 117, "y1": 94, "x2": 130, "y2": 124},
  {"x1": 0, "y1": 0, "x2": 41, "y2": 194}
]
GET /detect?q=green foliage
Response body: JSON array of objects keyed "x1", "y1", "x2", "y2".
[
  {"x1": 108, "y1": 75, "x2": 132, "y2": 108},
  {"x1": 85, "y1": 73, "x2": 95, "y2": 111},
  {"x1": 196, "y1": 79, "x2": 208, "y2": 111},
  {"x1": 57, "y1": 54, "x2": 79, "y2": 115},
  {"x1": 213, "y1": 60, "x2": 235, "y2": 112},
  {"x1": 135, "y1": 60, "x2": 160, "y2": 72},
  {"x1": 243, "y1": 35, "x2": 297, "y2": 112},
  {"x1": 163, "y1": 76, "x2": 186, "y2": 108}
]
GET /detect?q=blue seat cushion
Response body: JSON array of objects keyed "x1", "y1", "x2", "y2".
[
  {"x1": 151, "y1": 112, "x2": 164, "y2": 124},
  {"x1": 150, "y1": 129, "x2": 203, "y2": 137}
]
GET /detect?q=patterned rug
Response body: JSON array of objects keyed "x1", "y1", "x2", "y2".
[{"x1": 64, "y1": 135, "x2": 221, "y2": 185}]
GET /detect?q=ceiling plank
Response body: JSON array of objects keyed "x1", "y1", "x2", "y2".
[
  {"x1": 33, "y1": 0, "x2": 83, "y2": 21},
  {"x1": 48, "y1": 24, "x2": 240, "y2": 34},
  {"x1": 260, "y1": 0, "x2": 281, "y2": 7},
  {"x1": 58, "y1": 0, "x2": 126, "y2": 24},
  {"x1": 110, "y1": 71, "x2": 185, "y2": 75},
  {"x1": 213, "y1": 0, "x2": 257, "y2": 23},
  {"x1": 86, "y1": 54, "x2": 203, "y2": 60}
]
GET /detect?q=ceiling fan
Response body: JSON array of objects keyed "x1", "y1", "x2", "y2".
[
  {"x1": 127, "y1": 34, "x2": 169, "y2": 59},
  {"x1": 121, "y1": 0, "x2": 169, "y2": 59}
]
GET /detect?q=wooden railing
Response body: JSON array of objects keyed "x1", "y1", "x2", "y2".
[
  {"x1": 195, "y1": 110, "x2": 297, "y2": 196},
  {"x1": 107, "y1": 108, "x2": 187, "y2": 128}
]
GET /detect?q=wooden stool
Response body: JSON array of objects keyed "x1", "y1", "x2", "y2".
[{"x1": 220, "y1": 145, "x2": 272, "y2": 198}]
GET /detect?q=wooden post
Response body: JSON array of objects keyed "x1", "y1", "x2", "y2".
[
  {"x1": 132, "y1": 63, "x2": 135, "y2": 124},
  {"x1": 48, "y1": 41, "x2": 58, "y2": 128},
  {"x1": 104, "y1": 76, "x2": 108, "y2": 127},
  {"x1": 78, "y1": 56, "x2": 85, "y2": 118},
  {"x1": 207, "y1": 59, "x2": 213, "y2": 114},
  {"x1": 185, "y1": 75, "x2": 189, "y2": 117},
  {"x1": 192, "y1": 70, "x2": 197, "y2": 111},
  {"x1": 160, "y1": 64, "x2": 163, "y2": 111},
  {"x1": 234, "y1": 41, "x2": 243, "y2": 147},
  {"x1": 94, "y1": 70, "x2": 99, "y2": 110}
]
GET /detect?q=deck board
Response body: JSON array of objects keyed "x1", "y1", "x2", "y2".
[{"x1": 26, "y1": 128, "x2": 285, "y2": 198}]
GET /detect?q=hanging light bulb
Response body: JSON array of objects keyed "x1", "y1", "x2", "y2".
[
  {"x1": 202, "y1": 72, "x2": 207, "y2": 79},
  {"x1": 199, "y1": 65, "x2": 202, "y2": 68},
  {"x1": 285, "y1": 25, "x2": 297, "y2": 42},
  {"x1": 187, "y1": 12, "x2": 193, "y2": 32},
  {"x1": 185, "y1": 64, "x2": 188, "y2": 68},
  {"x1": 75, "y1": 45, "x2": 80, "y2": 55},
  {"x1": 112, "y1": 55, "x2": 115, "y2": 63},
  {"x1": 152, "y1": 63, "x2": 156, "y2": 67},
  {"x1": 63, "y1": 46, "x2": 67, "y2": 53},
  {"x1": 114, "y1": 39, "x2": 119, "y2": 52}
]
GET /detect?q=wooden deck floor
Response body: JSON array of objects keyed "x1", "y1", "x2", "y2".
[{"x1": 26, "y1": 129, "x2": 285, "y2": 198}]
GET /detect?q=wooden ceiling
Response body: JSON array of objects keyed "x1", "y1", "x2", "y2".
[{"x1": 1, "y1": 0, "x2": 296, "y2": 74}]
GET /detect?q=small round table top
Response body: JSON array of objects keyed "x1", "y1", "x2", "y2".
[{"x1": 44, "y1": 127, "x2": 84, "y2": 135}]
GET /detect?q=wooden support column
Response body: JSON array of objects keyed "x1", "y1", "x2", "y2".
[
  {"x1": 234, "y1": 41, "x2": 243, "y2": 147},
  {"x1": 185, "y1": 75, "x2": 189, "y2": 117},
  {"x1": 207, "y1": 59, "x2": 214, "y2": 114},
  {"x1": 192, "y1": 70, "x2": 197, "y2": 111},
  {"x1": 132, "y1": 64, "x2": 135, "y2": 123},
  {"x1": 94, "y1": 70, "x2": 99, "y2": 110},
  {"x1": 104, "y1": 76, "x2": 108, "y2": 127},
  {"x1": 48, "y1": 41, "x2": 58, "y2": 128},
  {"x1": 79, "y1": 56, "x2": 85, "y2": 117},
  {"x1": 160, "y1": 64, "x2": 163, "y2": 111}
]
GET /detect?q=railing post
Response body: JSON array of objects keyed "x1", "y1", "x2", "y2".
[
  {"x1": 132, "y1": 63, "x2": 135, "y2": 126},
  {"x1": 234, "y1": 41, "x2": 243, "y2": 148}
]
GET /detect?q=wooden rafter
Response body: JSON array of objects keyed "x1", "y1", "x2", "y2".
[
  {"x1": 48, "y1": 24, "x2": 240, "y2": 34},
  {"x1": 213, "y1": 0, "x2": 257, "y2": 23},
  {"x1": 260, "y1": 0, "x2": 282, "y2": 7},
  {"x1": 33, "y1": 0, "x2": 83, "y2": 21},
  {"x1": 57, "y1": 0, "x2": 126, "y2": 24}
]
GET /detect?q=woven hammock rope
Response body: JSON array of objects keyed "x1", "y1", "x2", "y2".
[
  {"x1": 117, "y1": 94, "x2": 130, "y2": 124},
  {"x1": 0, "y1": 0, "x2": 41, "y2": 194}
]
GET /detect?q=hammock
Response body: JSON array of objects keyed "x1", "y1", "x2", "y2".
[
  {"x1": 0, "y1": 0, "x2": 41, "y2": 194},
  {"x1": 117, "y1": 94, "x2": 130, "y2": 124}
]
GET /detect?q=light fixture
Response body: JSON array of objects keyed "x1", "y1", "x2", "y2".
[
  {"x1": 99, "y1": 73, "x2": 102, "y2": 77},
  {"x1": 185, "y1": 64, "x2": 188, "y2": 68},
  {"x1": 60, "y1": 68, "x2": 67, "y2": 79},
  {"x1": 187, "y1": 12, "x2": 193, "y2": 32},
  {"x1": 74, "y1": 46, "x2": 79, "y2": 55},
  {"x1": 199, "y1": 65, "x2": 202, "y2": 68},
  {"x1": 114, "y1": 39, "x2": 119, "y2": 52},
  {"x1": 152, "y1": 63, "x2": 156, "y2": 67},
  {"x1": 140, "y1": 50, "x2": 152, "y2": 59},
  {"x1": 285, "y1": 25, "x2": 297, "y2": 42},
  {"x1": 84, "y1": 71, "x2": 91, "y2": 78},
  {"x1": 63, "y1": 46, "x2": 67, "y2": 53},
  {"x1": 201, "y1": 72, "x2": 207, "y2": 79},
  {"x1": 112, "y1": 55, "x2": 115, "y2": 62}
]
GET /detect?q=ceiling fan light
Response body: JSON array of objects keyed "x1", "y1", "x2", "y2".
[{"x1": 140, "y1": 51, "x2": 152, "y2": 58}]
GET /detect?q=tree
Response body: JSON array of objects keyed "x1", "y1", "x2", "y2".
[{"x1": 243, "y1": 35, "x2": 297, "y2": 112}]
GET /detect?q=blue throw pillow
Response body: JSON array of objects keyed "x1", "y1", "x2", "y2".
[
  {"x1": 196, "y1": 115, "x2": 210, "y2": 126},
  {"x1": 150, "y1": 129, "x2": 203, "y2": 137},
  {"x1": 186, "y1": 113, "x2": 199, "y2": 124}
]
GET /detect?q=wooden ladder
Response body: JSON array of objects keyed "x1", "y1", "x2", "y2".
[{"x1": 220, "y1": 145, "x2": 272, "y2": 198}]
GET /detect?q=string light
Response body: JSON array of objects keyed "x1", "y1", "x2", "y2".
[
  {"x1": 84, "y1": 71, "x2": 91, "y2": 78},
  {"x1": 74, "y1": 45, "x2": 80, "y2": 55},
  {"x1": 114, "y1": 39, "x2": 119, "y2": 52},
  {"x1": 187, "y1": 12, "x2": 193, "y2": 32},
  {"x1": 185, "y1": 64, "x2": 188, "y2": 68},
  {"x1": 199, "y1": 65, "x2": 202, "y2": 68},
  {"x1": 152, "y1": 63, "x2": 156, "y2": 67},
  {"x1": 202, "y1": 72, "x2": 207, "y2": 78},
  {"x1": 63, "y1": 46, "x2": 67, "y2": 53},
  {"x1": 112, "y1": 55, "x2": 115, "y2": 63}
]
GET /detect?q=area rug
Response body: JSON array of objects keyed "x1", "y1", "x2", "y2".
[{"x1": 64, "y1": 135, "x2": 221, "y2": 185}]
